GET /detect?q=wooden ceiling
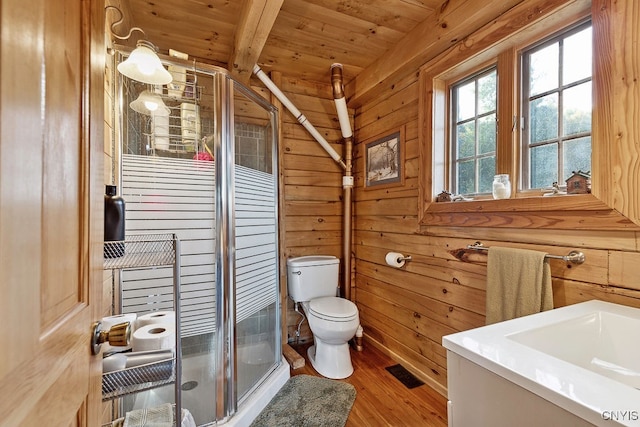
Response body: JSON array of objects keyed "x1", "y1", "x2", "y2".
[
  {"x1": 112, "y1": 1, "x2": 438, "y2": 84},
  {"x1": 109, "y1": 0, "x2": 525, "y2": 105}
]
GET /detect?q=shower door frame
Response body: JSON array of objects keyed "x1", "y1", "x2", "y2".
[
  {"x1": 213, "y1": 69, "x2": 283, "y2": 423},
  {"x1": 114, "y1": 48, "x2": 282, "y2": 424}
]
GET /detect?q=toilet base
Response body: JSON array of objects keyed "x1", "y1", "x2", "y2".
[{"x1": 307, "y1": 340, "x2": 354, "y2": 379}]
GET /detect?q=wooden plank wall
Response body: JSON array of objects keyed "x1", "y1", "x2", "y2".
[
  {"x1": 351, "y1": 1, "x2": 640, "y2": 397},
  {"x1": 257, "y1": 75, "x2": 347, "y2": 344}
]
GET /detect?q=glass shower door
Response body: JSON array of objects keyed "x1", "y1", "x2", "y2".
[
  {"x1": 114, "y1": 48, "x2": 281, "y2": 424},
  {"x1": 231, "y1": 81, "x2": 281, "y2": 402}
]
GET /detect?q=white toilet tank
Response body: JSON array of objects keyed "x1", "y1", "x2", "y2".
[{"x1": 287, "y1": 255, "x2": 339, "y2": 302}]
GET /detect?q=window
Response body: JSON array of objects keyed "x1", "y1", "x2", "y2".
[
  {"x1": 440, "y1": 19, "x2": 592, "y2": 199},
  {"x1": 419, "y1": 1, "x2": 639, "y2": 229},
  {"x1": 451, "y1": 68, "x2": 497, "y2": 195},
  {"x1": 522, "y1": 22, "x2": 592, "y2": 190}
]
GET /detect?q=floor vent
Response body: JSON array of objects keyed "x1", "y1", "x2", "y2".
[{"x1": 385, "y1": 364, "x2": 424, "y2": 389}]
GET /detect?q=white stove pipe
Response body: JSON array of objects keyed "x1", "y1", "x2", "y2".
[
  {"x1": 253, "y1": 64, "x2": 347, "y2": 170},
  {"x1": 331, "y1": 67, "x2": 353, "y2": 139},
  {"x1": 253, "y1": 63, "x2": 355, "y2": 307}
]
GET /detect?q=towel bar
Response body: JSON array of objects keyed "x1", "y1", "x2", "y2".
[{"x1": 466, "y1": 242, "x2": 586, "y2": 265}]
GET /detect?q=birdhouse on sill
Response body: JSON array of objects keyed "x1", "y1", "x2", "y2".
[
  {"x1": 436, "y1": 190, "x2": 452, "y2": 202},
  {"x1": 565, "y1": 170, "x2": 591, "y2": 194}
]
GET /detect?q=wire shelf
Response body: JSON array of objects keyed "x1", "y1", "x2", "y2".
[
  {"x1": 102, "y1": 357, "x2": 176, "y2": 401},
  {"x1": 101, "y1": 404, "x2": 178, "y2": 427},
  {"x1": 103, "y1": 234, "x2": 177, "y2": 269},
  {"x1": 102, "y1": 232, "x2": 181, "y2": 407}
]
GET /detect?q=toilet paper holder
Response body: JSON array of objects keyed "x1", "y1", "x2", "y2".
[
  {"x1": 91, "y1": 321, "x2": 131, "y2": 355},
  {"x1": 385, "y1": 251, "x2": 412, "y2": 268}
]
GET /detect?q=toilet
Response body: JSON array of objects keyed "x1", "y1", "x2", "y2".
[{"x1": 287, "y1": 255, "x2": 360, "y2": 379}]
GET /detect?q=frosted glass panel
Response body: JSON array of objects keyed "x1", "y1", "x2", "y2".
[{"x1": 233, "y1": 85, "x2": 279, "y2": 401}]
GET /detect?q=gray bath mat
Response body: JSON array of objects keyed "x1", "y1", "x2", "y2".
[{"x1": 250, "y1": 374, "x2": 356, "y2": 427}]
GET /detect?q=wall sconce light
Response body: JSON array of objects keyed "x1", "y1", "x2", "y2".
[
  {"x1": 129, "y1": 90, "x2": 170, "y2": 116},
  {"x1": 106, "y1": 6, "x2": 173, "y2": 85}
]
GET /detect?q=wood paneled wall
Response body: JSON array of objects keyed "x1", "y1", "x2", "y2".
[
  {"x1": 351, "y1": 0, "x2": 640, "y2": 397},
  {"x1": 257, "y1": 75, "x2": 348, "y2": 343}
]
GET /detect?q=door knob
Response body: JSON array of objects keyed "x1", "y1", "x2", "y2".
[{"x1": 91, "y1": 321, "x2": 131, "y2": 355}]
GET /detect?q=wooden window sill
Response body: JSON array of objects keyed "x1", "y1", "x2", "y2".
[{"x1": 419, "y1": 194, "x2": 637, "y2": 230}]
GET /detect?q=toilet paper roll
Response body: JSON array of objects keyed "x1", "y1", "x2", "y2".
[
  {"x1": 101, "y1": 313, "x2": 137, "y2": 353},
  {"x1": 131, "y1": 324, "x2": 176, "y2": 352},
  {"x1": 136, "y1": 311, "x2": 176, "y2": 329},
  {"x1": 385, "y1": 252, "x2": 406, "y2": 268}
]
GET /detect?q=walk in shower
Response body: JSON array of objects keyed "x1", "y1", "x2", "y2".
[{"x1": 111, "y1": 49, "x2": 287, "y2": 425}]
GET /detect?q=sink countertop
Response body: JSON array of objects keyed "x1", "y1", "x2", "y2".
[{"x1": 443, "y1": 300, "x2": 640, "y2": 426}]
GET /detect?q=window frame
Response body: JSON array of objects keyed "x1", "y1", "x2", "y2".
[
  {"x1": 450, "y1": 66, "x2": 498, "y2": 196},
  {"x1": 417, "y1": 1, "x2": 636, "y2": 230},
  {"x1": 521, "y1": 20, "x2": 593, "y2": 191}
]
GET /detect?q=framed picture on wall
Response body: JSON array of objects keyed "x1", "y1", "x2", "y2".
[{"x1": 364, "y1": 127, "x2": 405, "y2": 189}]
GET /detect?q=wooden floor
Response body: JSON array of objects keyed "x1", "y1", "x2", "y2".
[{"x1": 289, "y1": 342, "x2": 448, "y2": 427}]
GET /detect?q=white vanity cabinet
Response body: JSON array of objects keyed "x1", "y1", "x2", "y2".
[
  {"x1": 446, "y1": 351, "x2": 595, "y2": 427},
  {"x1": 443, "y1": 301, "x2": 640, "y2": 427}
]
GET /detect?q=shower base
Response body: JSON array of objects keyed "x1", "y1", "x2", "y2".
[
  {"x1": 223, "y1": 358, "x2": 289, "y2": 426},
  {"x1": 126, "y1": 353, "x2": 289, "y2": 426}
]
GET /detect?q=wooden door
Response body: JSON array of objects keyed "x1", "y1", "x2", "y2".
[{"x1": 0, "y1": 0, "x2": 104, "y2": 425}]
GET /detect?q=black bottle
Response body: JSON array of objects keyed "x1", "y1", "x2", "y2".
[{"x1": 104, "y1": 185, "x2": 125, "y2": 258}]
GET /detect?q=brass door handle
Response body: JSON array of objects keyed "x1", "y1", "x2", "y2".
[{"x1": 91, "y1": 321, "x2": 131, "y2": 355}]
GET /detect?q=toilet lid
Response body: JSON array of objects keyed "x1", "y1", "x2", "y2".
[{"x1": 308, "y1": 297, "x2": 358, "y2": 321}]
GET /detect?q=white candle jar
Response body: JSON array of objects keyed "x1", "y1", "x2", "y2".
[{"x1": 492, "y1": 174, "x2": 511, "y2": 199}]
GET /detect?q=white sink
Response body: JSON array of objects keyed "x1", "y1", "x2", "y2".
[
  {"x1": 508, "y1": 310, "x2": 640, "y2": 389},
  {"x1": 443, "y1": 300, "x2": 640, "y2": 426}
]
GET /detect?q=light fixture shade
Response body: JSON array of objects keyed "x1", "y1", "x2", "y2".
[
  {"x1": 118, "y1": 40, "x2": 173, "y2": 85},
  {"x1": 129, "y1": 90, "x2": 170, "y2": 116}
]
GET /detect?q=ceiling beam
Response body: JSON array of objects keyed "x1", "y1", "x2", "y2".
[{"x1": 229, "y1": 0, "x2": 284, "y2": 84}]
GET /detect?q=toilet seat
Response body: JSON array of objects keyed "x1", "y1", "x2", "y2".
[{"x1": 307, "y1": 297, "x2": 358, "y2": 322}]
